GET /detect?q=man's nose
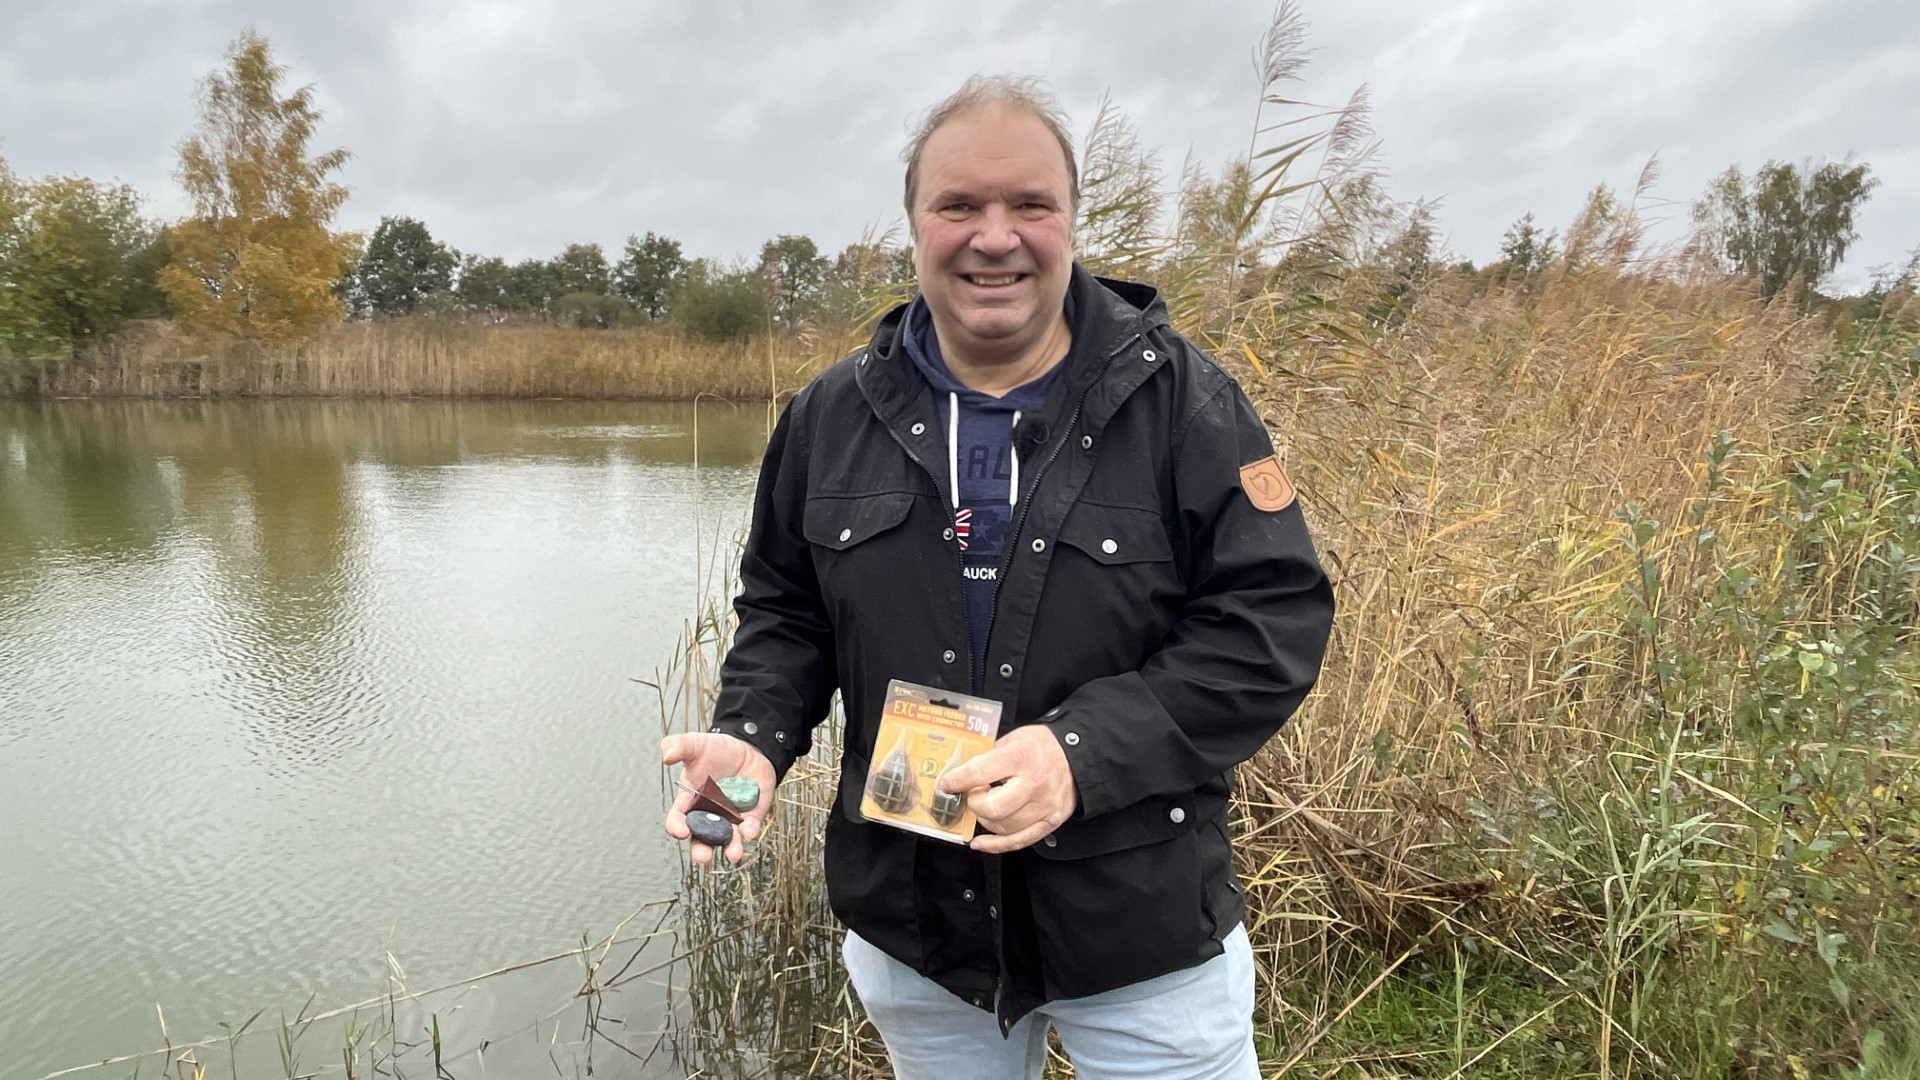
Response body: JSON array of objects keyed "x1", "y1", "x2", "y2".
[{"x1": 970, "y1": 205, "x2": 1021, "y2": 257}]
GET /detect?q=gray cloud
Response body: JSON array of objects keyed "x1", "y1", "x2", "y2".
[
  {"x1": 1, "y1": 0, "x2": 1914, "y2": 288},
  {"x1": 1304, "y1": 0, "x2": 1920, "y2": 284}
]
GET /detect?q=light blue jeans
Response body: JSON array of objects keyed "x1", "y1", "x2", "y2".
[{"x1": 842, "y1": 923, "x2": 1261, "y2": 1080}]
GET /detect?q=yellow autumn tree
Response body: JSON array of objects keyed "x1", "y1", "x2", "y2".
[{"x1": 161, "y1": 29, "x2": 357, "y2": 343}]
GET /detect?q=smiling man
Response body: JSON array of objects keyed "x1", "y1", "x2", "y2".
[
  {"x1": 905, "y1": 94, "x2": 1075, "y2": 395},
  {"x1": 662, "y1": 75, "x2": 1334, "y2": 1079}
]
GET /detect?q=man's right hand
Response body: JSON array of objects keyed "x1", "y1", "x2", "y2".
[{"x1": 660, "y1": 732, "x2": 777, "y2": 865}]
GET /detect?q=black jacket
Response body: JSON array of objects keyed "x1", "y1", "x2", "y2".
[{"x1": 710, "y1": 265, "x2": 1334, "y2": 1028}]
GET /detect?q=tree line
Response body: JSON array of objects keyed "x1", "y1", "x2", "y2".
[
  {"x1": 1, "y1": 28, "x2": 1911, "y2": 365},
  {"x1": 341, "y1": 218, "x2": 912, "y2": 336}
]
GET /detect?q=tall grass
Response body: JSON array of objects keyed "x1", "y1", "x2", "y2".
[
  {"x1": 1231, "y1": 254, "x2": 1919, "y2": 1076},
  {"x1": 0, "y1": 317, "x2": 856, "y2": 400}
]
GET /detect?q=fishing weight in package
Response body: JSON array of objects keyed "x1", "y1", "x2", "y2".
[{"x1": 860, "y1": 679, "x2": 1002, "y2": 843}]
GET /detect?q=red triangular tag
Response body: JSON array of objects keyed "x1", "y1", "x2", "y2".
[{"x1": 690, "y1": 775, "x2": 744, "y2": 823}]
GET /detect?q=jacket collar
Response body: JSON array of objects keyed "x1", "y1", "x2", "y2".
[{"x1": 856, "y1": 264, "x2": 1170, "y2": 452}]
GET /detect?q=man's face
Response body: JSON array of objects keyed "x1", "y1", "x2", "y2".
[{"x1": 910, "y1": 103, "x2": 1074, "y2": 362}]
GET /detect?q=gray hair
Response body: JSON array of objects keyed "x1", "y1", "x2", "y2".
[{"x1": 901, "y1": 75, "x2": 1080, "y2": 216}]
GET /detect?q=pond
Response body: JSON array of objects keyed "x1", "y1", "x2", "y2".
[{"x1": 0, "y1": 398, "x2": 772, "y2": 1078}]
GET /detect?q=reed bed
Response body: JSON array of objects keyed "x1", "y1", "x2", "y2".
[
  {"x1": 1230, "y1": 260, "x2": 1920, "y2": 1077},
  {"x1": 0, "y1": 317, "x2": 857, "y2": 401},
  {"x1": 660, "y1": 261, "x2": 1920, "y2": 1078}
]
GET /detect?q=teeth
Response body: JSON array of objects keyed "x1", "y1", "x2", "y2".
[{"x1": 969, "y1": 274, "x2": 1020, "y2": 286}]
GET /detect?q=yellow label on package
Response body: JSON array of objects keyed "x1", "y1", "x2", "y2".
[{"x1": 860, "y1": 679, "x2": 1002, "y2": 843}]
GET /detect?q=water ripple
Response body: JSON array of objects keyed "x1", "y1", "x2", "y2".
[{"x1": 0, "y1": 400, "x2": 757, "y2": 1080}]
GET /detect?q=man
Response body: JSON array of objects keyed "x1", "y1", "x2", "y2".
[{"x1": 662, "y1": 75, "x2": 1333, "y2": 1079}]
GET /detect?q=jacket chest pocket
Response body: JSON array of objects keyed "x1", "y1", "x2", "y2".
[
  {"x1": 804, "y1": 492, "x2": 916, "y2": 552},
  {"x1": 803, "y1": 492, "x2": 923, "y2": 608},
  {"x1": 1056, "y1": 502, "x2": 1175, "y2": 569},
  {"x1": 1035, "y1": 502, "x2": 1182, "y2": 666}
]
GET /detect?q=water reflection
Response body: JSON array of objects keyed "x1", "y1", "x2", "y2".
[{"x1": 0, "y1": 399, "x2": 766, "y2": 1080}]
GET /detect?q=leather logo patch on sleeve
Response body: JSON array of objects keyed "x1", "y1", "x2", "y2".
[{"x1": 1239, "y1": 455, "x2": 1296, "y2": 511}]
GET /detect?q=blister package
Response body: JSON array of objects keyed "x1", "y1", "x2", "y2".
[{"x1": 859, "y1": 679, "x2": 1002, "y2": 843}]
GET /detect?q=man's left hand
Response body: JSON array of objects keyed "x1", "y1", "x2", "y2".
[{"x1": 938, "y1": 724, "x2": 1078, "y2": 854}]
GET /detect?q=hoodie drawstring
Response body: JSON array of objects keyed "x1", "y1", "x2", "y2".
[
  {"x1": 945, "y1": 392, "x2": 1024, "y2": 511},
  {"x1": 947, "y1": 392, "x2": 960, "y2": 511},
  {"x1": 1009, "y1": 410, "x2": 1022, "y2": 508}
]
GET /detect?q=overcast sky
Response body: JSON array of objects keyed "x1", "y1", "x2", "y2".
[{"x1": 3, "y1": 0, "x2": 1917, "y2": 291}]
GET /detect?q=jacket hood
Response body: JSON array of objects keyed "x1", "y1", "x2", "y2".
[{"x1": 856, "y1": 265, "x2": 1176, "y2": 486}]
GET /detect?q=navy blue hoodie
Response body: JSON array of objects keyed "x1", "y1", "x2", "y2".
[{"x1": 900, "y1": 296, "x2": 1063, "y2": 689}]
